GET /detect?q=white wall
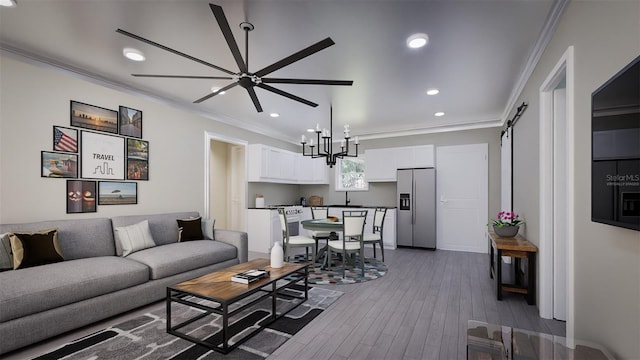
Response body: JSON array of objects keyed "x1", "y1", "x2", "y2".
[
  {"x1": 0, "y1": 55, "x2": 291, "y2": 223},
  {"x1": 511, "y1": 2, "x2": 639, "y2": 358}
]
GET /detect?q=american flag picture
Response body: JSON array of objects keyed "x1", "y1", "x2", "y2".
[{"x1": 53, "y1": 126, "x2": 78, "y2": 153}]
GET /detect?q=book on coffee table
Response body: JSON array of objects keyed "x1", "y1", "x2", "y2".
[{"x1": 231, "y1": 269, "x2": 270, "y2": 284}]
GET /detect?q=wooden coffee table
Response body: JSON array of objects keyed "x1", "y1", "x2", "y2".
[{"x1": 166, "y1": 258, "x2": 308, "y2": 354}]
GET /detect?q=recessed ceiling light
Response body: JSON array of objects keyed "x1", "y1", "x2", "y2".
[
  {"x1": 0, "y1": 0, "x2": 17, "y2": 8},
  {"x1": 434, "y1": 111, "x2": 445, "y2": 117},
  {"x1": 123, "y1": 48, "x2": 145, "y2": 62},
  {"x1": 407, "y1": 33, "x2": 429, "y2": 49},
  {"x1": 210, "y1": 86, "x2": 226, "y2": 94},
  {"x1": 306, "y1": 128, "x2": 315, "y2": 133},
  {"x1": 270, "y1": 113, "x2": 280, "y2": 118},
  {"x1": 426, "y1": 89, "x2": 440, "y2": 95}
]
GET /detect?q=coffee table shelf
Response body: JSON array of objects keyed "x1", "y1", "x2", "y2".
[{"x1": 166, "y1": 259, "x2": 309, "y2": 354}]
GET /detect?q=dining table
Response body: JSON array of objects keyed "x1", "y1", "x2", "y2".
[{"x1": 301, "y1": 219, "x2": 343, "y2": 268}]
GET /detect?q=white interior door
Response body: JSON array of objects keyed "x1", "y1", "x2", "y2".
[
  {"x1": 436, "y1": 144, "x2": 488, "y2": 253},
  {"x1": 553, "y1": 87, "x2": 567, "y2": 321}
]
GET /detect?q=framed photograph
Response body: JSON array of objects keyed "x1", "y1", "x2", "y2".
[
  {"x1": 66, "y1": 180, "x2": 96, "y2": 213},
  {"x1": 70, "y1": 100, "x2": 118, "y2": 134},
  {"x1": 127, "y1": 138, "x2": 149, "y2": 180},
  {"x1": 53, "y1": 126, "x2": 78, "y2": 153},
  {"x1": 98, "y1": 181, "x2": 137, "y2": 205},
  {"x1": 119, "y1": 106, "x2": 143, "y2": 138},
  {"x1": 41, "y1": 151, "x2": 77, "y2": 178},
  {"x1": 81, "y1": 131, "x2": 125, "y2": 180}
]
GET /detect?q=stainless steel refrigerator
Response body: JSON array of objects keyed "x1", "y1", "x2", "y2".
[{"x1": 397, "y1": 168, "x2": 436, "y2": 249}]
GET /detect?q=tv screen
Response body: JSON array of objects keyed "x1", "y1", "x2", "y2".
[{"x1": 591, "y1": 54, "x2": 640, "y2": 231}]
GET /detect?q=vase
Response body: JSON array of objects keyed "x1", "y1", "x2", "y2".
[
  {"x1": 493, "y1": 225, "x2": 520, "y2": 238},
  {"x1": 270, "y1": 242, "x2": 284, "y2": 268}
]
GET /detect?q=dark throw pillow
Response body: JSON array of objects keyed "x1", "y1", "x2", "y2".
[
  {"x1": 177, "y1": 217, "x2": 203, "y2": 242},
  {"x1": 9, "y1": 229, "x2": 63, "y2": 269}
]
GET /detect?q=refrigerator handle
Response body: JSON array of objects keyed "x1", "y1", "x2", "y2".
[{"x1": 412, "y1": 178, "x2": 416, "y2": 224}]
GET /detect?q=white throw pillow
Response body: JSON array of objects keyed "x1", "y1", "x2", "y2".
[
  {"x1": 114, "y1": 220, "x2": 156, "y2": 257},
  {"x1": 202, "y1": 218, "x2": 216, "y2": 240},
  {"x1": 0, "y1": 232, "x2": 13, "y2": 271}
]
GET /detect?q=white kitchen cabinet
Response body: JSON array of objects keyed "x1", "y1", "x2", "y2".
[
  {"x1": 248, "y1": 144, "x2": 328, "y2": 184},
  {"x1": 365, "y1": 145, "x2": 434, "y2": 181},
  {"x1": 246, "y1": 209, "x2": 281, "y2": 253}
]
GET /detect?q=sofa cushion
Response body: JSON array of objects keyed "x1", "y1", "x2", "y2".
[
  {"x1": 0, "y1": 218, "x2": 115, "y2": 260},
  {"x1": 111, "y1": 212, "x2": 199, "y2": 246},
  {"x1": 125, "y1": 240, "x2": 237, "y2": 280},
  {"x1": 113, "y1": 220, "x2": 156, "y2": 256},
  {"x1": 9, "y1": 229, "x2": 63, "y2": 269},
  {"x1": 177, "y1": 217, "x2": 203, "y2": 242},
  {"x1": 0, "y1": 256, "x2": 148, "y2": 322},
  {"x1": 0, "y1": 232, "x2": 13, "y2": 271}
]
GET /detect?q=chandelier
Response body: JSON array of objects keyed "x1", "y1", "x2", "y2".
[{"x1": 300, "y1": 107, "x2": 359, "y2": 168}]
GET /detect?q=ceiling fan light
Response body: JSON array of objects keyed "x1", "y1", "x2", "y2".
[
  {"x1": 434, "y1": 111, "x2": 445, "y2": 117},
  {"x1": 426, "y1": 88, "x2": 440, "y2": 95},
  {"x1": 0, "y1": 0, "x2": 17, "y2": 7},
  {"x1": 270, "y1": 113, "x2": 280, "y2": 118},
  {"x1": 306, "y1": 128, "x2": 315, "y2": 133},
  {"x1": 123, "y1": 48, "x2": 145, "y2": 62},
  {"x1": 407, "y1": 33, "x2": 428, "y2": 49}
]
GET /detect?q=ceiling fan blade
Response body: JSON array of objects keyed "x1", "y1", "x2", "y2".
[
  {"x1": 262, "y1": 78, "x2": 353, "y2": 86},
  {"x1": 193, "y1": 82, "x2": 239, "y2": 103},
  {"x1": 116, "y1": 29, "x2": 236, "y2": 76},
  {"x1": 209, "y1": 4, "x2": 247, "y2": 73},
  {"x1": 254, "y1": 37, "x2": 335, "y2": 78},
  {"x1": 132, "y1": 74, "x2": 234, "y2": 80},
  {"x1": 246, "y1": 87, "x2": 263, "y2": 113},
  {"x1": 256, "y1": 83, "x2": 318, "y2": 108}
]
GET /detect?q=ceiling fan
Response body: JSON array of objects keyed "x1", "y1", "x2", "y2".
[{"x1": 116, "y1": 3, "x2": 353, "y2": 113}]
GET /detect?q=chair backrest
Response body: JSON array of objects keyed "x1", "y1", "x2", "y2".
[
  {"x1": 311, "y1": 206, "x2": 329, "y2": 219},
  {"x1": 373, "y1": 208, "x2": 387, "y2": 233},
  {"x1": 277, "y1": 208, "x2": 289, "y2": 245},
  {"x1": 342, "y1": 210, "x2": 368, "y2": 239}
]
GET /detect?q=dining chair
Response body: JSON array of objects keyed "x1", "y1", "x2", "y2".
[
  {"x1": 310, "y1": 206, "x2": 332, "y2": 247},
  {"x1": 327, "y1": 210, "x2": 368, "y2": 277},
  {"x1": 363, "y1": 207, "x2": 387, "y2": 262},
  {"x1": 278, "y1": 208, "x2": 316, "y2": 263}
]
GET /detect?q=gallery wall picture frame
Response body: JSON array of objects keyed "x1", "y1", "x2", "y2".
[
  {"x1": 98, "y1": 181, "x2": 137, "y2": 205},
  {"x1": 70, "y1": 100, "x2": 118, "y2": 134},
  {"x1": 119, "y1": 106, "x2": 143, "y2": 138},
  {"x1": 41, "y1": 151, "x2": 78, "y2": 178},
  {"x1": 81, "y1": 131, "x2": 125, "y2": 180},
  {"x1": 126, "y1": 138, "x2": 149, "y2": 180},
  {"x1": 66, "y1": 180, "x2": 97, "y2": 213},
  {"x1": 53, "y1": 126, "x2": 78, "y2": 153}
]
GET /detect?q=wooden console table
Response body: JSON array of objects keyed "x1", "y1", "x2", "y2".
[{"x1": 488, "y1": 230, "x2": 538, "y2": 305}]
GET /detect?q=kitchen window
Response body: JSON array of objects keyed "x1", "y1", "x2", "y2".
[{"x1": 335, "y1": 157, "x2": 368, "y2": 191}]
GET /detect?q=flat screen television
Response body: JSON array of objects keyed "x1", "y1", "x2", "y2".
[{"x1": 591, "y1": 54, "x2": 640, "y2": 231}]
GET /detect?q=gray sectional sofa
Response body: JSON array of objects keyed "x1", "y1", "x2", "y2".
[{"x1": 0, "y1": 211, "x2": 248, "y2": 354}]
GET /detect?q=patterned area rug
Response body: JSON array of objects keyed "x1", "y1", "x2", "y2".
[
  {"x1": 33, "y1": 285, "x2": 342, "y2": 360},
  {"x1": 290, "y1": 254, "x2": 388, "y2": 285}
]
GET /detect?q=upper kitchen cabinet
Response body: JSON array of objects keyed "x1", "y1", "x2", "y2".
[
  {"x1": 247, "y1": 144, "x2": 328, "y2": 184},
  {"x1": 365, "y1": 145, "x2": 434, "y2": 182}
]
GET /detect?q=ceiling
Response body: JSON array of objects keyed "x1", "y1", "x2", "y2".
[{"x1": 0, "y1": 0, "x2": 558, "y2": 143}]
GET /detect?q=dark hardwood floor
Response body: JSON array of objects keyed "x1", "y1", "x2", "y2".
[{"x1": 267, "y1": 247, "x2": 564, "y2": 360}]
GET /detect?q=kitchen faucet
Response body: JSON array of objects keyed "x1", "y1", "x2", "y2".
[{"x1": 345, "y1": 191, "x2": 350, "y2": 206}]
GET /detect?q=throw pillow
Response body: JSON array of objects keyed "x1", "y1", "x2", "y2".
[
  {"x1": 177, "y1": 217, "x2": 203, "y2": 242},
  {"x1": 9, "y1": 228, "x2": 63, "y2": 270},
  {"x1": 202, "y1": 218, "x2": 216, "y2": 240},
  {"x1": 113, "y1": 220, "x2": 156, "y2": 257},
  {"x1": 0, "y1": 232, "x2": 14, "y2": 271}
]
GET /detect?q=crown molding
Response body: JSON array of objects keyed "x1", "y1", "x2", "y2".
[
  {"x1": 501, "y1": 0, "x2": 570, "y2": 124},
  {"x1": 0, "y1": 42, "x2": 293, "y2": 144}
]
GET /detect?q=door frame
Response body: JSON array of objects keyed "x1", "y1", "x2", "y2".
[
  {"x1": 539, "y1": 46, "x2": 574, "y2": 340},
  {"x1": 203, "y1": 131, "x2": 248, "y2": 226}
]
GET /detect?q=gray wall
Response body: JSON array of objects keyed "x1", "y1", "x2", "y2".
[
  {"x1": 0, "y1": 55, "x2": 293, "y2": 223},
  {"x1": 511, "y1": 2, "x2": 639, "y2": 358}
]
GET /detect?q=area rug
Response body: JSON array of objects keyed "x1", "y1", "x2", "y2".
[
  {"x1": 33, "y1": 284, "x2": 342, "y2": 360},
  {"x1": 290, "y1": 254, "x2": 388, "y2": 285}
]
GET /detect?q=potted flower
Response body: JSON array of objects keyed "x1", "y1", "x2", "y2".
[{"x1": 488, "y1": 211, "x2": 525, "y2": 237}]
